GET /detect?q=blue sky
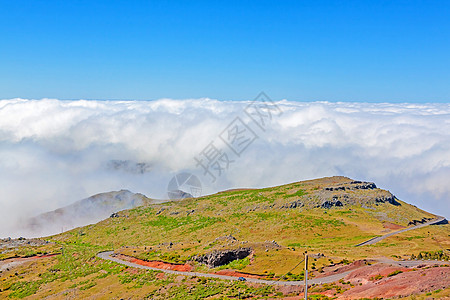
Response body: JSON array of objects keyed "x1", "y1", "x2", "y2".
[{"x1": 1, "y1": 0, "x2": 449, "y2": 102}]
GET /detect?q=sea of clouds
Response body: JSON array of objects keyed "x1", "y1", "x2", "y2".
[{"x1": 0, "y1": 97, "x2": 449, "y2": 237}]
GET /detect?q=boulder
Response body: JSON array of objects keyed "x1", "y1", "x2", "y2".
[
  {"x1": 375, "y1": 194, "x2": 400, "y2": 206},
  {"x1": 110, "y1": 212, "x2": 119, "y2": 218},
  {"x1": 319, "y1": 199, "x2": 343, "y2": 209},
  {"x1": 324, "y1": 181, "x2": 377, "y2": 191},
  {"x1": 194, "y1": 248, "x2": 252, "y2": 268}
]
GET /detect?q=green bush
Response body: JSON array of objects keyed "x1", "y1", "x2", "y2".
[
  {"x1": 387, "y1": 270, "x2": 403, "y2": 277},
  {"x1": 412, "y1": 250, "x2": 449, "y2": 261}
]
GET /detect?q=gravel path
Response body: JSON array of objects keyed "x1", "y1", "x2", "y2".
[
  {"x1": 97, "y1": 251, "x2": 354, "y2": 286},
  {"x1": 96, "y1": 216, "x2": 447, "y2": 285},
  {"x1": 374, "y1": 257, "x2": 449, "y2": 267},
  {"x1": 355, "y1": 216, "x2": 446, "y2": 246}
]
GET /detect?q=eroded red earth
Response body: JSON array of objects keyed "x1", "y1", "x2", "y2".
[
  {"x1": 115, "y1": 253, "x2": 193, "y2": 272},
  {"x1": 338, "y1": 264, "x2": 449, "y2": 299}
]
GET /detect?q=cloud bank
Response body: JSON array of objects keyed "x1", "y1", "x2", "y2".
[{"x1": 1, "y1": 98, "x2": 449, "y2": 237}]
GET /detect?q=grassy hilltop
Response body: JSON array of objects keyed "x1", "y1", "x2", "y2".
[{"x1": 1, "y1": 176, "x2": 449, "y2": 299}]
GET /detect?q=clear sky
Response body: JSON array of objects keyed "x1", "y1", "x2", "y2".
[{"x1": 1, "y1": 0, "x2": 449, "y2": 102}]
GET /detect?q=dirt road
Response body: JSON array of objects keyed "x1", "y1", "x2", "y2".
[
  {"x1": 97, "y1": 251, "x2": 354, "y2": 286},
  {"x1": 355, "y1": 216, "x2": 446, "y2": 246}
]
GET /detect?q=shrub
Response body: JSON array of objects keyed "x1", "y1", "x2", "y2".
[
  {"x1": 387, "y1": 270, "x2": 403, "y2": 277},
  {"x1": 369, "y1": 274, "x2": 383, "y2": 281},
  {"x1": 412, "y1": 250, "x2": 449, "y2": 261}
]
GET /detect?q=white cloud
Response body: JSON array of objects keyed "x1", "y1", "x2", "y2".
[{"x1": 0, "y1": 98, "x2": 449, "y2": 237}]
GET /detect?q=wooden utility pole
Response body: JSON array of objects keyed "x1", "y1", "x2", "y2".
[{"x1": 304, "y1": 252, "x2": 308, "y2": 300}]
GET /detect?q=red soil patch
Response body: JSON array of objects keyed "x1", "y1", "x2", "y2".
[
  {"x1": 276, "y1": 286, "x2": 305, "y2": 299},
  {"x1": 116, "y1": 254, "x2": 193, "y2": 272},
  {"x1": 345, "y1": 264, "x2": 410, "y2": 283},
  {"x1": 115, "y1": 254, "x2": 267, "y2": 279},
  {"x1": 382, "y1": 222, "x2": 405, "y2": 230},
  {"x1": 316, "y1": 260, "x2": 368, "y2": 279},
  {"x1": 116, "y1": 254, "x2": 267, "y2": 279},
  {"x1": 339, "y1": 266, "x2": 450, "y2": 299}
]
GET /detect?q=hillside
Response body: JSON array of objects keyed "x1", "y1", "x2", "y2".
[
  {"x1": 1, "y1": 176, "x2": 449, "y2": 299},
  {"x1": 21, "y1": 190, "x2": 155, "y2": 237}
]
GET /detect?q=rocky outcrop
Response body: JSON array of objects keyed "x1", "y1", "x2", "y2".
[
  {"x1": 432, "y1": 218, "x2": 448, "y2": 225},
  {"x1": 319, "y1": 199, "x2": 343, "y2": 209},
  {"x1": 263, "y1": 240, "x2": 281, "y2": 249},
  {"x1": 194, "y1": 248, "x2": 252, "y2": 268},
  {"x1": 309, "y1": 253, "x2": 325, "y2": 259},
  {"x1": 280, "y1": 199, "x2": 303, "y2": 209},
  {"x1": 316, "y1": 195, "x2": 343, "y2": 209},
  {"x1": 310, "y1": 185, "x2": 400, "y2": 209},
  {"x1": 350, "y1": 181, "x2": 377, "y2": 189},
  {"x1": 324, "y1": 181, "x2": 377, "y2": 191},
  {"x1": 375, "y1": 194, "x2": 400, "y2": 205},
  {"x1": 408, "y1": 217, "x2": 434, "y2": 226}
]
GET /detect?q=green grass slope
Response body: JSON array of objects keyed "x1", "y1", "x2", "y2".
[{"x1": 1, "y1": 176, "x2": 448, "y2": 299}]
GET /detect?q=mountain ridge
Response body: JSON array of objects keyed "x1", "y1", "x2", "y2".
[{"x1": 22, "y1": 189, "x2": 155, "y2": 237}]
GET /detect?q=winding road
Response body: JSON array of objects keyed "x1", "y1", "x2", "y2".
[
  {"x1": 96, "y1": 215, "x2": 447, "y2": 286},
  {"x1": 355, "y1": 216, "x2": 446, "y2": 246},
  {"x1": 97, "y1": 251, "x2": 353, "y2": 286}
]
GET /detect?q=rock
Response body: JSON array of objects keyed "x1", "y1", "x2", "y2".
[
  {"x1": 194, "y1": 248, "x2": 252, "y2": 268},
  {"x1": 281, "y1": 199, "x2": 304, "y2": 209},
  {"x1": 375, "y1": 194, "x2": 400, "y2": 206},
  {"x1": 324, "y1": 181, "x2": 377, "y2": 191},
  {"x1": 408, "y1": 217, "x2": 433, "y2": 226},
  {"x1": 156, "y1": 208, "x2": 166, "y2": 215},
  {"x1": 324, "y1": 186, "x2": 346, "y2": 191},
  {"x1": 320, "y1": 201, "x2": 334, "y2": 209},
  {"x1": 110, "y1": 212, "x2": 119, "y2": 218},
  {"x1": 350, "y1": 181, "x2": 377, "y2": 189},
  {"x1": 433, "y1": 218, "x2": 448, "y2": 225},
  {"x1": 263, "y1": 240, "x2": 281, "y2": 250},
  {"x1": 317, "y1": 196, "x2": 344, "y2": 209},
  {"x1": 310, "y1": 253, "x2": 325, "y2": 258}
]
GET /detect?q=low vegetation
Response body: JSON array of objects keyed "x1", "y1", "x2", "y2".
[
  {"x1": 410, "y1": 250, "x2": 449, "y2": 261},
  {"x1": 1, "y1": 176, "x2": 449, "y2": 299}
]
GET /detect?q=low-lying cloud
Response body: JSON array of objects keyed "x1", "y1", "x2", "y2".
[{"x1": 1, "y1": 98, "x2": 449, "y2": 237}]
